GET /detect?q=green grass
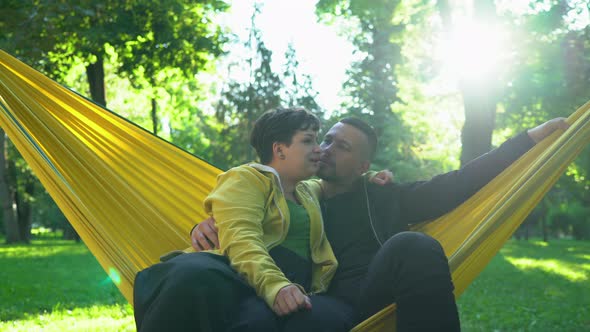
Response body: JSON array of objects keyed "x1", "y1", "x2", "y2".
[
  {"x1": 0, "y1": 237, "x2": 588, "y2": 331},
  {"x1": 0, "y1": 239, "x2": 134, "y2": 331},
  {"x1": 458, "y1": 239, "x2": 590, "y2": 331}
]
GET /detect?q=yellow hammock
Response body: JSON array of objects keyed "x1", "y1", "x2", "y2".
[{"x1": 0, "y1": 49, "x2": 589, "y2": 331}]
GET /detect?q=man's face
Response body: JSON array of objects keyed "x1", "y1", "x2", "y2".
[{"x1": 317, "y1": 122, "x2": 370, "y2": 183}]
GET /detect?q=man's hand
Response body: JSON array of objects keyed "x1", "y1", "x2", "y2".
[
  {"x1": 527, "y1": 117, "x2": 570, "y2": 143},
  {"x1": 273, "y1": 285, "x2": 312, "y2": 316},
  {"x1": 191, "y1": 217, "x2": 220, "y2": 251},
  {"x1": 370, "y1": 170, "x2": 394, "y2": 185}
]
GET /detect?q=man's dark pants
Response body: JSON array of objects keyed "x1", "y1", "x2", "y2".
[{"x1": 357, "y1": 232, "x2": 460, "y2": 331}]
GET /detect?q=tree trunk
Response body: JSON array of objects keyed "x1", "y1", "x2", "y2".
[
  {"x1": 369, "y1": 25, "x2": 400, "y2": 140},
  {"x1": 151, "y1": 97, "x2": 158, "y2": 135},
  {"x1": 0, "y1": 131, "x2": 18, "y2": 243},
  {"x1": 437, "y1": 0, "x2": 499, "y2": 166},
  {"x1": 459, "y1": 82, "x2": 496, "y2": 166},
  {"x1": 86, "y1": 53, "x2": 107, "y2": 107},
  {"x1": 542, "y1": 216, "x2": 548, "y2": 242},
  {"x1": 460, "y1": 0, "x2": 499, "y2": 166},
  {"x1": 63, "y1": 221, "x2": 81, "y2": 242},
  {"x1": 15, "y1": 177, "x2": 34, "y2": 243},
  {"x1": 541, "y1": 200, "x2": 549, "y2": 243}
]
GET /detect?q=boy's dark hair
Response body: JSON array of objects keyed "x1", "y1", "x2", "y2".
[
  {"x1": 250, "y1": 108, "x2": 320, "y2": 164},
  {"x1": 339, "y1": 117, "x2": 378, "y2": 161}
]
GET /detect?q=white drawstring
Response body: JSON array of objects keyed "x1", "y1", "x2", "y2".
[{"x1": 364, "y1": 179, "x2": 383, "y2": 247}]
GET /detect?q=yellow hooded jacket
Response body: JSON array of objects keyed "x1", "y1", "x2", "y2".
[{"x1": 202, "y1": 164, "x2": 338, "y2": 308}]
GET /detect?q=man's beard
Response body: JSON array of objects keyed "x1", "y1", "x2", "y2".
[{"x1": 317, "y1": 166, "x2": 338, "y2": 182}]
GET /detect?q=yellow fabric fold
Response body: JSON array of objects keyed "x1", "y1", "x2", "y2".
[{"x1": 0, "y1": 50, "x2": 588, "y2": 331}]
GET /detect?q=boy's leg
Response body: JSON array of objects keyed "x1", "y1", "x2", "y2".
[
  {"x1": 134, "y1": 252, "x2": 251, "y2": 332},
  {"x1": 228, "y1": 295, "x2": 279, "y2": 332}
]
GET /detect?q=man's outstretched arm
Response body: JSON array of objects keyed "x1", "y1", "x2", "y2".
[
  {"x1": 190, "y1": 118, "x2": 568, "y2": 250},
  {"x1": 398, "y1": 117, "x2": 569, "y2": 224}
]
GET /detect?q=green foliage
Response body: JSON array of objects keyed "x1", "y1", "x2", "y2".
[
  {"x1": 1, "y1": 0, "x2": 229, "y2": 79},
  {"x1": 389, "y1": 1, "x2": 463, "y2": 179},
  {"x1": 316, "y1": 0, "x2": 449, "y2": 179},
  {"x1": 213, "y1": 26, "x2": 282, "y2": 166},
  {"x1": 497, "y1": 2, "x2": 590, "y2": 133},
  {"x1": 0, "y1": 1, "x2": 231, "y2": 240},
  {"x1": 282, "y1": 43, "x2": 322, "y2": 115},
  {"x1": 497, "y1": 1, "x2": 590, "y2": 237},
  {"x1": 30, "y1": 189, "x2": 67, "y2": 232},
  {"x1": 211, "y1": 5, "x2": 324, "y2": 169},
  {"x1": 116, "y1": 0, "x2": 229, "y2": 84},
  {"x1": 547, "y1": 201, "x2": 590, "y2": 240}
]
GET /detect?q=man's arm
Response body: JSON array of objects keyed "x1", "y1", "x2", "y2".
[
  {"x1": 398, "y1": 118, "x2": 568, "y2": 224},
  {"x1": 190, "y1": 170, "x2": 395, "y2": 251},
  {"x1": 191, "y1": 217, "x2": 219, "y2": 250}
]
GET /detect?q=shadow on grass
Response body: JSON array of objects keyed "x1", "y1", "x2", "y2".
[
  {"x1": 0, "y1": 240, "x2": 130, "y2": 322},
  {"x1": 458, "y1": 239, "x2": 590, "y2": 331}
]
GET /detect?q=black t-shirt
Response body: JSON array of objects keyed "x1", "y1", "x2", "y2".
[{"x1": 321, "y1": 187, "x2": 381, "y2": 305}]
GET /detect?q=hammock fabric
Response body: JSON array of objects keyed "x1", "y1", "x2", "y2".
[{"x1": 0, "y1": 49, "x2": 589, "y2": 331}]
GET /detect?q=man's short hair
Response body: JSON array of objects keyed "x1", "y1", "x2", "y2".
[
  {"x1": 339, "y1": 117, "x2": 378, "y2": 161},
  {"x1": 250, "y1": 107, "x2": 320, "y2": 164}
]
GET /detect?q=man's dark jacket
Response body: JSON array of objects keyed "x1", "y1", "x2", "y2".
[{"x1": 321, "y1": 132, "x2": 535, "y2": 305}]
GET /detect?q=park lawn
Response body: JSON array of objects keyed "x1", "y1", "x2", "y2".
[
  {"x1": 0, "y1": 238, "x2": 588, "y2": 331},
  {"x1": 458, "y1": 239, "x2": 590, "y2": 331},
  {"x1": 0, "y1": 239, "x2": 134, "y2": 331}
]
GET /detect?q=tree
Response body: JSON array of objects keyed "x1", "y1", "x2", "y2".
[
  {"x1": 282, "y1": 43, "x2": 322, "y2": 115},
  {"x1": 0, "y1": 0, "x2": 230, "y2": 242},
  {"x1": 436, "y1": 0, "x2": 503, "y2": 166},
  {"x1": 0, "y1": 130, "x2": 18, "y2": 242},
  {"x1": 212, "y1": 4, "x2": 324, "y2": 169},
  {"x1": 0, "y1": 135, "x2": 36, "y2": 244},
  {"x1": 210, "y1": 4, "x2": 323, "y2": 168},
  {"x1": 213, "y1": 5, "x2": 282, "y2": 167},
  {"x1": 1, "y1": 0, "x2": 229, "y2": 109},
  {"x1": 468, "y1": 0, "x2": 590, "y2": 241},
  {"x1": 316, "y1": 0, "x2": 433, "y2": 177},
  {"x1": 497, "y1": 0, "x2": 590, "y2": 240},
  {"x1": 13, "y1": 161, "x2": 35, "y2": 243},
  {"x1": 116, "y1": 0, "x2": 229, "y2": 135}
]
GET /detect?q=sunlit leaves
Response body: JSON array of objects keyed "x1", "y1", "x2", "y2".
[{"x1": 498, "y1": 1, "x2": 590, "y2": 238}]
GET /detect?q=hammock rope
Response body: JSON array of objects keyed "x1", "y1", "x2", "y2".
[{"x1": 1, "y1": 50, "x2": 589, "y2": 332}]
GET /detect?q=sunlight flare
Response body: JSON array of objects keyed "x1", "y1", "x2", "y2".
[
  {"x1": 439, "y1": 18, "x2": 508, "y2": 82},
  {"x1": 108, "y1": 267, "x2": 122, "y2": 286}
]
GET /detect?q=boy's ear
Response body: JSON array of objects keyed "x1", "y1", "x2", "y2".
[{"x1": 272, "y1": 142, "x2": 286, "y2": 160}]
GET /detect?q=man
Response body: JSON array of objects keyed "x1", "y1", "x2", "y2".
[{"x1": 136, "y1": 116, "x2": 568, "y2": 331}]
